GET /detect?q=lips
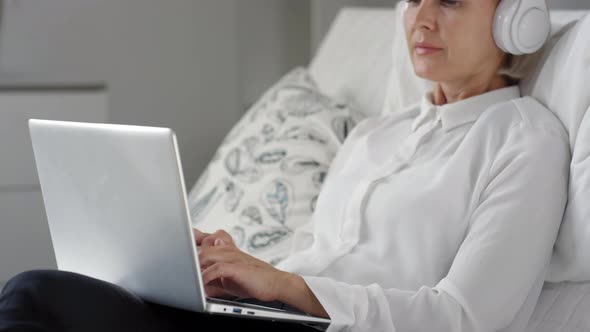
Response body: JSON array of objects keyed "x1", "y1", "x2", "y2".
[{"x1": 415, "y1": 42, "x2": 442, "y2": 55}]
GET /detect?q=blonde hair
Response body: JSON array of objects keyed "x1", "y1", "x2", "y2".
[{"x1": 498, "y1": 47, "x2": 547, "y2": 83}]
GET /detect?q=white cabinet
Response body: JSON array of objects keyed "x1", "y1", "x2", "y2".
[{"x1": 0, "y1": 80, "x2": 107, "y2": 284}]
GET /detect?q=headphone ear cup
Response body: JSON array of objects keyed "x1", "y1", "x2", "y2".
[
  {"x1": 494, "y1": 0, "x2": 551, "y2": 55},
  {"x1": 493, "y1": 0, "x2": 522, "y2": 54},
  {"x1": 514, "y1": 0, "x2": 551, "y2": 54}
]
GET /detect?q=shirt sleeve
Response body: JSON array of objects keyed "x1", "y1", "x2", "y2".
[{"x1": 302, "y1": 124, "x2": 571, "y2": 332}]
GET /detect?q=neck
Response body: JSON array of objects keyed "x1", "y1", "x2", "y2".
[{"x1": 432, "y1": 74, "x2": 509, "y2": 106}]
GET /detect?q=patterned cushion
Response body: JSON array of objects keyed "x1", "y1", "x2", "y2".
[{"x1": 187, "y1": 68, "x2": 356, "y2": 265}]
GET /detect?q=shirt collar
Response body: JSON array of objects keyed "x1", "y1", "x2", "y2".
[{"x1": 412, "y1": 85, "x2": 521, "y2": 133}]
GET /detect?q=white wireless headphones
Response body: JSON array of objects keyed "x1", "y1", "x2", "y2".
[{"x1": 493, "y1": 0, "x2": 551, "y2": 55}]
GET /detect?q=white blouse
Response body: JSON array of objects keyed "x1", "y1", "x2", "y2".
[{"x1": 276, "y1": 86, "x2": 571, "y2": 332}]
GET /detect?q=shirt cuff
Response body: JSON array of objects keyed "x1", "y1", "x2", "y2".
[
  {"x1": 302, "y1": 276, "x2": 398, "y2": 332},
  {"x1": 302, "y1": 276, "x2": 355, "y2": 332}
]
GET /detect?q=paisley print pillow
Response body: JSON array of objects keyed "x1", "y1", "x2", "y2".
[{"x1": 187, "y1": 67, "x2": 357, "y2": 266}]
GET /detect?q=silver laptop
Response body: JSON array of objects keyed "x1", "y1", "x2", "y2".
[{"x1": 28, "y1": 119, "x2": 330, "y2": 328}]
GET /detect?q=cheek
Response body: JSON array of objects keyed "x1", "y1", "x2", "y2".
[
  {"x1": 445, "y1": 19, "x2": 497, "y2": 69},
  {"x1": 403, "y1": 11, "x2": 414, "y2": 48},
  {"x1": 404, "y1": 11, "x2": 421, "y2": 68}
]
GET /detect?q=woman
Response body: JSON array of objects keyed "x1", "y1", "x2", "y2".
[{"x1": 0, "y1": 0, "x2": 570, "y2": 331}]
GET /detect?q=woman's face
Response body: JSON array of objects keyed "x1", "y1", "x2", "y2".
[{"x1": 404, "y1": 0, "x2": 506, "y2": 83}]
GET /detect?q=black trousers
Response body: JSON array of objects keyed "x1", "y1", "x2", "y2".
[{"x1": 0, "y1": 270, "x2": 320, "y2": 332}]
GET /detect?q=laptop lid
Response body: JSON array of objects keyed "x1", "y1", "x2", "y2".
[{"x1": 28, "y1": 119, "x2": 207, "y2": 312}]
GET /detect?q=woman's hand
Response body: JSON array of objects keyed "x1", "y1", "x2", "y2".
[
  {"x1": 198, "y1": 243, "x2": 287, "y2": 301},
  {"x1": 194, "y1": 227, "x2": 329, "y2": 318},
  {"x1": 193, "y1": 228, "x2": 236, "y2": 248}
]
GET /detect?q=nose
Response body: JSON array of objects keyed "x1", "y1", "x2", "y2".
[{"x1": 410, "y1": 1, "x2": 438, "y2": 32}]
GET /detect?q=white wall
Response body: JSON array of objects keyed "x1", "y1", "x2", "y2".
[
  {"x1": 0, "y1": 0, "x2": 242, "y2": 189},
  {"x1": 0, "y1": 0, "x2": 311, "y2": 189},
  {"x1": 238, "y1": 0, "x2": 310, "y2": 109}
]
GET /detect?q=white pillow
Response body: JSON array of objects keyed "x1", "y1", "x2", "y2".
[
  {"x1": 520, "y1": 14, "x2": 590, "y2": 282},
  {"x1": 525, "y1": 280, "x2": 590, "y2": 332},
  {"x1": 187, "y1": 68, "x2": 356, "y2": 266}
]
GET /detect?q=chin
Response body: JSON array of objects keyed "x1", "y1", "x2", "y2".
[
  {"x1": 413, "y1": 66, "x2": 440, "y2": 82},
  {"x1": 411, "y1": 59, "x2": 439, "y2": 80}
]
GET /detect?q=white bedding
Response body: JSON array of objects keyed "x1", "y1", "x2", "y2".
[{"x1": 527, "y1": 281, "x2": 590, "y2": 332}]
